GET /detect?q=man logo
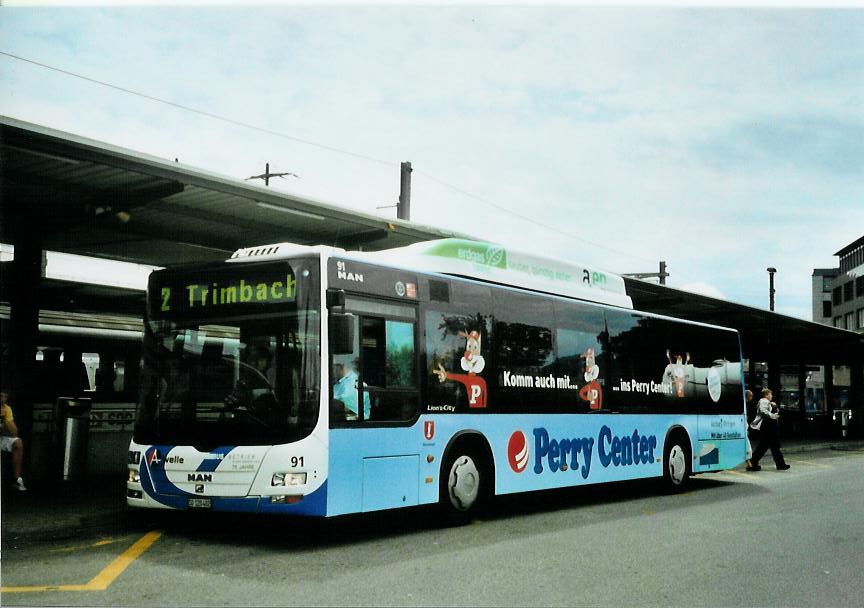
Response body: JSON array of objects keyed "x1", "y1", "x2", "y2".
[{"x1": 507, "y1": 431, "x2": 529, "y2": 473}]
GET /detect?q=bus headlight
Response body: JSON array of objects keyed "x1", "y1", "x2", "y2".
[
  {"x1": 128, "y1": 468, "x2": 140, "y2": 483},
  {"x1": 272, "y1": 472, "x2": 306, "y2": 487}
]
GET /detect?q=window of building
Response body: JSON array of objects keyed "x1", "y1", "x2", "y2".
[
  {"x1": 846, "y1": 312, "x2": 855, "y2": 330},
  {"x1": 857, "y1": 276, "x2": 864, "y2": 298},
  {"x1": 822, "y1": 301, "x2": 832, "y2": 319},
  {"x1": 833, "y1": 286, "x2": 842, "y2": 306},
  {"x1": 822, "y1": 276, "x2": 833, "y2": 292},
  {"x1": 834, "y1": 316, "x2": 844, "y2": 329},
  {"x1": 805, "y1": 387, "x2": 825, "y2": 413},
  {"x1": 840, "y1": 244, "x2": 863, "y2": 273},
  {"x1": 858, "y1": 308, "x2": 864, "y2": 330},
  {"x1": 844, "y1": 281, "x2": 854, "y2": 302}
]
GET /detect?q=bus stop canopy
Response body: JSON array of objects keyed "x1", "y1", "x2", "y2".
[
  {"x1": 625, "y1": 278, "x2": 864, "y2": 366},
  {"x1": 0, "y1": 116, "x2": 468, "y2": 267}
]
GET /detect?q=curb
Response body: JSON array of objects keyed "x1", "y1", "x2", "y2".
[{"x1": 783, "y1": 441, "x2": 864, "y2": 454}]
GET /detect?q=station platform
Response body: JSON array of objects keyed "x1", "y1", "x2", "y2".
[{"x1": 2, "y1": 438, "x2": 863, "y2": 545}]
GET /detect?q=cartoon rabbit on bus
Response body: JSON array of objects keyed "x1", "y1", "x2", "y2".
[{"x1": 433, "y1": 330, "x2": 487, "y2": 408}]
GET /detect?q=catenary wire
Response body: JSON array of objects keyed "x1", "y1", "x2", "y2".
[{"x1": 2, "y1": 49, "x2": 660, "y2": 268}]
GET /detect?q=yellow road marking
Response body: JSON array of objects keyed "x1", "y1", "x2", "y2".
[
  {"x1": 1, "y1": 531, "x2": 162, "y2": 593},
  {"x1": 788, "y1": 459, "x2": 831, "y2": 469},
  {"x1": 49, "y1": 537, "x2": 126, "y2": 554}
]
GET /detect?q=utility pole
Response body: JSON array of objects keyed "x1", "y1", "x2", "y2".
[
  {"x1": 767, "y1": 267, "x2": 777, "y2": 311},
  {"x1": 623, "y1": 261, "x2": 669, "y2": 285},
  {"x1": 246, "y1": 163, "x2": 299, "y2": 186},
  {"x1": 398, "y1": 161, "x2": 412, "y2": 220}
]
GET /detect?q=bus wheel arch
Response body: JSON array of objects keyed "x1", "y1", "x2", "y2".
[
  {"x1": 439, "y1": 431, "x2": 494, "y2": 523},
  {"x1": 661, "y1": 426, "x2": 692, "y2": 492}
]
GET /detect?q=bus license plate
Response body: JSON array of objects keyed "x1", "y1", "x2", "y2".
[{"x1": 188, "y1": 498, "x2": 212, "y2": 509}]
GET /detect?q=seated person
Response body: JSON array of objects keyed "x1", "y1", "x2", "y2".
[
  {"x1": 225, "y1": 345, "x2": 277, "y2": 412},
  {"x1": 1, "y1": 390, "x2": 26, "y2": 491},
  {"x1": 332, "y1": 362, "x2": 371, "y2": 421}
]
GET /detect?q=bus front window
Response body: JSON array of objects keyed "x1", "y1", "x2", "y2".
[
  {"x1": 134, "y1": 259, "x2": 321, "y2": 449},
  {"x1": 136, "y1": 313, "x2": 319, "y2": 449}
]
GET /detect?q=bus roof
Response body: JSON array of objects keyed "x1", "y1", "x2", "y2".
[
  {"x1": 231, "y1": 238, "x2": 632, "y2": 309},
  {"x1": 358, "y1": 239, "x2": 633, "y2": 309}
]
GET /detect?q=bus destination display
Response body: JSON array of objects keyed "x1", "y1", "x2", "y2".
[{"x1": 149, "y1": 265, "x2": 297, "y2": 320}]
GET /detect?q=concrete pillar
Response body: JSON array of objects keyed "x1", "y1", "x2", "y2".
[
  {"x1": 7, "y1": 237, "x2": 44, "y2": 470},
  {"x1": 825, "y1": 365, "x2": 835, "y2": 437},
  {"x1": 850, "y1": 364, "x2": 863, "y2": 438},
  {"x1": 767, "y1": 359, "x2": 780, "y2": 396},
  {"x1": 798, "y1": 364, "x2": 808, "y2": 436},
  {"x1": 748, "y1": 359, "x2": 758, "y2": 392}
]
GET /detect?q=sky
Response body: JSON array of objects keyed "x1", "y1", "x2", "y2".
[{"x1": 1, "y1": 2, "x2": 863, "y2": 321}]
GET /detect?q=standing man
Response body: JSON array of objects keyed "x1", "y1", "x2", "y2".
[
  {"x1": 1, "y1": 390, "x2": 27, "y2": 491},
  {"x1": 749, "y1": 388, "x2": 790, "y2": 471}
]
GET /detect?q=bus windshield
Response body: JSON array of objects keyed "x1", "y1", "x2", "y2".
[{"x1": 134, "y1": 259, "x2": 320, "y2": 449}]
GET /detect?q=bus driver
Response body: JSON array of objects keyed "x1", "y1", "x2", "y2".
[{"x1": 332, "y1": 361, "x2": 371, "y2": 421}]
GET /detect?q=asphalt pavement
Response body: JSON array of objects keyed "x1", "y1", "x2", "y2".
[{"x1": 2, "y1": 437, "x2": 863, "y2": 545}]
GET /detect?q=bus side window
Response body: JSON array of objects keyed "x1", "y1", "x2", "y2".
[
  {"x1": 384, "y1": 320, "x2": 415, "y2": 387},
  {"x1": 360, "y1": 317, "x2": 417, "y2": 422},
  {"x1": 556, "y1": 328, "x2": 604, "y2": 412},
  {"x1": 330, "y1": 314, "x2": 361, "y2": 424},
  {"x1": 360, "y1": 318, "x2": 386, "y2": 387}
]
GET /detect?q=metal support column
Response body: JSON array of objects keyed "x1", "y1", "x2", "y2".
[
  {"x1": 850, "y1": 364, "x2": 863, "y2": 438},
  {"x1": 798, "y1": 364, "x2": 808, "y2": 437},
  {"x1": 7, "y1": 236, "x2": 44, "y2": 465},
  {"x1": 767, "y1": 360, "x2": 780, "y2": 396}
]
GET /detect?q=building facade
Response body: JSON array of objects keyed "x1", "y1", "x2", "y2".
[
  {"x1": 811, "y1": 268, "x2": 839, "y2": 326},
  {"x1": 808, "y1": 236, "x2": 864, "y2": 421},
  {"x1": 814, "y1": 236, "x2": 864, "y2": 332}
]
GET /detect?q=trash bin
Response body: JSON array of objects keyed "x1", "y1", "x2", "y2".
[{"x1": 53, "y1": 397, "x2": 92, "y2": 481}]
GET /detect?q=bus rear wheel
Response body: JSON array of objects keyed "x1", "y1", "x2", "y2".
[
  {"x1": 440, "y1": 447, "x2": 487, "y2": 524},
  {"x1": 662, "y1": 434, "x2": 691, "y2": 492}
]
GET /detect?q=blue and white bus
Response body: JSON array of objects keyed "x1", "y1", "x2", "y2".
[{"x1": 127, "y1": 239, "x2": 747, "y2": 520}]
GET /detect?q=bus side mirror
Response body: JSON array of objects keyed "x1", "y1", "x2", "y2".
[
  {"x1": 330, "y1": 313, "x2": 355, "y2": 355},
  {"x1": 326, "y1": 288, "x2": 346, "y2": 310}
]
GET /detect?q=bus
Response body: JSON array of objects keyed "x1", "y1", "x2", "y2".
[{"x1": 126, "y1": 238, "x2": 747, "y2": 520}]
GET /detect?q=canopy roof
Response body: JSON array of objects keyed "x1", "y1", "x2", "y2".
[
  {"x1": 0, "y1": 116, "x2": 468, "y2": 267},
  {"x1": 625, "y1": 278, "x2": 864, "y2": 366},
  {"x1": 1, "y1": 115, "x2": 860, "y2": 366}
]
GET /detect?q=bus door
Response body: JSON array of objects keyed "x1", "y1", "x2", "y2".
[
  {"x1": 330, "y1": 296, "x2": 419, "y2": 425},
  {"x1": 329, "y1": 296, "x2": 421, "y2": 511}
]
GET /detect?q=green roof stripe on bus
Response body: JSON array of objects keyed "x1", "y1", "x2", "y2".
[
  {"x1": 363, "y1": 238, "x2": 632, "y2": 308},
  {"x1": 423, "y1": 239, "x2": 508, "y2": 270}
]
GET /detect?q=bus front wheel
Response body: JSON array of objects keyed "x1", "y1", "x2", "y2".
[
  {"x1": 662, "y1": 434, "x2": 691, "y2": 492},
  {"x1": 440, "y1": 447, "x2": 487, "y2": 524}
]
